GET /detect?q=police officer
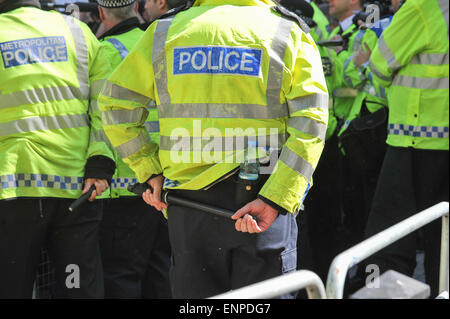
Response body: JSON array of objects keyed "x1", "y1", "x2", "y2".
[
  {"x1": 98, "y1": 0, "x2": 328, "y2": 298},
  {"x1": 279, "y1": 0, "x2": 342, "y2": 287},
  {"x1": 363, "y1": 0, "x2": 448, "y2": 297},
  {"x1": 0, "y1": 0, "x2": 114, "y2": 298},
  {"x1": 323, "y1": 0, "x2": 385, "y2": 260},
  {"x1": 95, "y1": 0, "x2": 172, "y2": 299},
  {"x1": 143, "y1": 0, "x2": 187, "y2": 23}
]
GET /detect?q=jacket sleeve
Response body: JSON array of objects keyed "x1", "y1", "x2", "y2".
[
  {"x1": 368, "y1": 1, "x2": 427, "y2": 87},
  {"x1": 97, "y1": 29, "x2": 162, "y2": 183},
  {"x1": 258, "y1": 30, "x2": 329, "y2": 214},
  {"x1": 80, "y1": 22, "x2": 116, "y2": 179},
  {"x1": 342, "y1": 29, "x2": 379, "y2": 89}
]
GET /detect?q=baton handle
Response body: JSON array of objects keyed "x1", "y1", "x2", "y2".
[{"x1": 68, "y1": 185, "x2": 96, "y2": 212}]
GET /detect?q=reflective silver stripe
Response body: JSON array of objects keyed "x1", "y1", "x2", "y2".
[
  {"x1": 102, "y1": 108, "x2": 148, "y2": 125},
  {"x1": 378, "y1": 35, "x2": 401, "y2": 72},
  {"x1": 152, "y1": 17, "x2": 174, "y2": 106},
  {"x1": 158, "y1": 103, "x2": 287, "y2": 119},
  {"x1": 0, "y1": 86, "x2": 83, "y2": 110},
  {"x1": 368, "y1": 59, "x2": 393, "y2": 82},
  {"x1": 279, "y1": 147, "x2": 314, "y2": 181},
  {"x1": 288, "y1": 117, "x2": 327, "y2": 140},
  {"x1": 90, "y1": 79, "x2": 106, "y2": 96},
  {"x1": 0, "y1": 114, "x2": 89, "y2": 136},
  {"x1": 266, "y1": 18, "x2": 293, "y2": 107},
  {"x1": 410, "y1": 53, "x2": 449, "y2": 65},
  {"x1": 63, "y1": 15, "x2": 89, "y2": 100},
  {"x1": 287, "y1": 93, "x2": 329, "y2": 114},
  {"x1": 159, "y1": 133, "x2": 286, "y2": 152},
  {"x1": 0, "y1": 173, "x2": 83, "y2": 190},
  {"x1": 392, "y1": 75, "x2": 449, "y2": 89},
  {"x1": 389, "y1": 124, "x2": 449, "y2": 138},
  {"x1": 102, "y1": 81, "x2": 155, "y2": 107},
  {"x1": 90, "y1": 129, "x2": 112, "y2": 147},
  {"x1": 438, "y1": 0, "x2": 449, "y2": 29},
  {"x1": 89, "y1": 100, "x2": 99, "y2": 113},
  {"x1": 115, "y1": 130, "x2": 152, "y2": 158},
  {"x1": 332, "y1": 88, "x2": 358, "y2": 98}
]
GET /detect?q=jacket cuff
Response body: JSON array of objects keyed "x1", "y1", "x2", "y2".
[
  {"x1": 84, "y1": 155, "x2": 116, "y2": 185},
  {"x1": 145, "y1": 173, "x2": 163, "y2": 184},
  {"x1": 258, "y1": 195, "x2": 288, "y2": 215}
]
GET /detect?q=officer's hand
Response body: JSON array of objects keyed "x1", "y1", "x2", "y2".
[
  {"x1": 142, "y1": 175, "x2": 168, "y2": 211},
  {"x1": 354, "y1": 43, "x2": 372, "y2": 68},
  {"x1": 83, "y1": 178, "x2": 109, "y2": 202},
  {"x1": 232, "y1": 199, "x2": 278, "y2": 234}
]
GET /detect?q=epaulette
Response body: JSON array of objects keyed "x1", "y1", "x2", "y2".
[
  {"x1": 157, "y1": 0, "x2": 195, "y2": 20},
  {"x1": 271, "y1": 3, "x2": 311, "y2": 34}
]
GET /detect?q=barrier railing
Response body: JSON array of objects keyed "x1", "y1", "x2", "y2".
[
  {"x1": 326, "y1": 201, "x2": 449, "y2": 299},
  {"x1": 210, "y1": 270, "x2": 326, "y2": 299}
]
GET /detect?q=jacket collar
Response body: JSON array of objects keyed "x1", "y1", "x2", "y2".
[
  {"x1": 97, "y1": 17, "x2": 141, "y2": 40},
  {"x1": 0, "y1": 0, "x2": 40, "y2": 14},
  {"x1": 192, "y1": 0, "x2": 276, "y2": 8}
]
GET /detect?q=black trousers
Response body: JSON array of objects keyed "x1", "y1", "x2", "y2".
[
  {"x1": 303, "y1": 135, "x2": 343, "y2": 282},
  {"x1": 0, "y1": 198, "x2": 104, "y2": 299},
  {"x1": 99, "y1": 197, "x2": 172, "y2": 299},
  {"x1": 364, "y1": 146, "x2": 449, "y2": 297},
  {"x1": 166, "y1": 173, "x2": 298, "y2": 299}
]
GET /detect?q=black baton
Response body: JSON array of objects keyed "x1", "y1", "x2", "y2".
[
  {"x1": 316, "y1": 40, "x2": 345, "y2": 47},
  {"x1": 68, "y1": 185, "x2": 96, "y2": 212},
  {"x1": 127, "y1": 183, "x2": 237, "y2": 219}
]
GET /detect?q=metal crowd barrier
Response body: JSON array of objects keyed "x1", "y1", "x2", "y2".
[
  {"x1": 210, "y1": 270, "x2": 326, "y2": 299},
  {"x1": 326, "y1": 201, "x2": 449, "y2": 299}
]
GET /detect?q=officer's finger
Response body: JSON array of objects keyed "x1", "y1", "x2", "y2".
[
  {"x1": 94, "y1": 180, "x2": 106, "y2": 197},
  {"x1": 82, "y1": 180, "x2": 93, "y2": 194},
  {"x1": 232, "y1": 202, "x2": 253, "y2": 220},
  {"x1": 240, "y1": 214, "x2": 249, "y2": 233},
  {"x1": 234, "y1": 216, "x2": 243, "y2": 232},
  {"x1": 248, "y1": 214, "x2": 262, "y2": 233},
  {"x1": 89, "y1": 189, "x2": 97, "y2": 202},
  {"x1": 149, "y1": 191, "x2": 161, "y2": 210},
  {"x1": 142, "y1": 189, "x2": 153, "y2": 206}
]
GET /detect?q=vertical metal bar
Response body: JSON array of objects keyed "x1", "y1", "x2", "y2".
[{"x1": 439, "y1": 213, "x2": 449, "y2": 294}]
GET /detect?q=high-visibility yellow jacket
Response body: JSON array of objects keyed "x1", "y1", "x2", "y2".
[
  {"x1": 330, "y1": 24, "x2": 380, "y2": 128},
  {"x1": 98, "y1": 0, "x2": 329, "y2": 213},
  {"x1": 100, "y1": 25, "x2": 160, "y2": 197},
  {"x1": 309, "y1": 2, "x2": 339, "y2": 140},
  {"x1": 337, "y1": 17, "x2": 393, "y2": 137},
  {"x1": 310, "y1": 1, "x2": 330, "y2": 43},
  {"x1": 0, "y1": 6, "x2": 114, "y2": 200},
  {"x1": 369, "y1": 0, "x2": 449, "y2": 150}
]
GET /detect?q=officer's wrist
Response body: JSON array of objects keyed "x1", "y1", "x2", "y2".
[
  {"x1": 257, "y1": 195, "x2": 288, "y2": 215},
  {"x1": 145, "y1": 173, "x2": 163, "y2": 184}
]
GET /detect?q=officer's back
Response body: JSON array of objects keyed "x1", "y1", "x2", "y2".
[{"x1": 0, "y1": 0, "x2": 113, "y2": 299}]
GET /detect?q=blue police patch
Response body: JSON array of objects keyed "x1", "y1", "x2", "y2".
[
  {"x1": 0, "y1": 36, "x2": 68, "y2": 68},
  {"x1": 173, "y1": 46, "x2": 262, "y2": 76}
]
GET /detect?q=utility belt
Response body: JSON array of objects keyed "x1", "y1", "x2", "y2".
[{"x1": 339, "y1": 103, "x2": 388, "y2": 173}]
